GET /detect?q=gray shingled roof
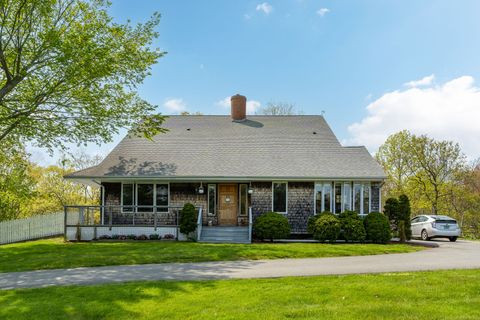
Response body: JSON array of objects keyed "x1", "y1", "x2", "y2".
[{"x1": 66, "y1": 115, "x2": 386, "y2": 180}]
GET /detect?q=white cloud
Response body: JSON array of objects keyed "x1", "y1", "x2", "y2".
[
  {"x1": 163, "y1": 98, "x2": 187, "y2": 113},
  {"x1": 404, "y1": 74, "x2": 435, "y2": 87},
  {"x1": 346, "y1": 75, "x2": 480, "y2": 159},
  {"x1": 256, "y1": 2, "x2": 273, "y2": 15},
  {"x1": 316, "y1": 8, "x2": 330, "y2": 16},
  {"x1": 217, "y1": 96, "x2": 262, "y2": 114}
]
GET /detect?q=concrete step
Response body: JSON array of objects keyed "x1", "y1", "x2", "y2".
[{"x1": 200, "y1": 226, "x2": 250, "y2": 243}]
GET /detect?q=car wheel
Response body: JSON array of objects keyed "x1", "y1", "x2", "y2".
[
  {"x1": 449, "y1": 237, "x2": 457, "y2": 242},
  {"x1": 421, "y1": 229, "x2": 429, "y2": 241}
]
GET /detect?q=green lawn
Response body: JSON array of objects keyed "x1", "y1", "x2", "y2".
[
  {"x1": 0, "y1": 237, "x2": 422, "y2": 273},
  {"x1": 1, "y1": 269, "x2": 479, "y2": 319}
]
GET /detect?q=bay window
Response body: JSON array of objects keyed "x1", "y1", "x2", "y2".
[
  {"x1": 334, "y1": 183, "x2": 342, "y2": 213},
  {"x1": 353, "y1": 183, "x2": 362, "y2": 214}
]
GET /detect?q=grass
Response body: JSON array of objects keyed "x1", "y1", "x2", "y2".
[
  {"x1": 0, "y1": 269, "x2": 479, "y2": 319},
  {"x1": 0, "y1": 237, "x2": 422, "y2": 273}
]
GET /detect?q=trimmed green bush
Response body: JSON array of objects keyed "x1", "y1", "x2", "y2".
[
  {"x1": 254, "y1": 212, "x2": 291, "y2": 241},
  {"x1": 338, "y1": 210, "x2": 366, "y2": 242},
  {"x1": 364, "y1": 212, "x2": 391, "y2": 244},
  {"x1": 307, "y1": 211, "x2": 332, "y2": 234},
  {"x1": 179, "y1": 203, "x2": 197, "y2": 235},
  {"x1": 398, "y1": 195, "x2": 412, "y2": 240},
  {"x1": 313, "y1": 212, "x2": 340, "y2": 243}
]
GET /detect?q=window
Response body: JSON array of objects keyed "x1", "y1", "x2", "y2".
[
  {"x1": 122, "y1": 184, "x2": 134, "y2": 212},
  {"x1": 343, "y1": 183, "x2": 352, "y2": 211},
  {"x1": 137, "y1": 184, "x2": 154, "y2": 212},
  {"x1": 353, "y1": 184, "x2": 362, "y2": 214},
  {"x1": 273, "y1": 182, "x2": 287, "y2": 213},
  {"x1": 239, "y1": 184, "x2": 248, "y2": 216},
  {"x1": 334, "y1": 183, "x2": 342, "y2": 213},
  {"x1": 315, "y1": 182, "x2": 333, "y2": 213},
  {"x1": 323, "y1": 183, "x2": 332, "y2": 212},
  {"x1": 363, "y1": 184, "x2": 370, "y2": 214},
  {"x1": 156, "y1": 184, "x2": 169, "y2": 212},
  {"x1": 208, "y1": 184, "x2": 216, "y2": 216}
]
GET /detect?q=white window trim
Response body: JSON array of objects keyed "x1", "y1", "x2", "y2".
[
  {"x1": 272, "y1": 181, "x2": 288, "y2": 214},
  {"x1": 314, "y1": 182, "x2": 334, "y2": 214},
  {"x1": 155, "y1": 183, "x2": 170, "y2": 212}
]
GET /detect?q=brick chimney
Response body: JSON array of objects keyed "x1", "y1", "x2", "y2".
[{"x1": 231, "y1": 94, "x2": 247, "y2": 122}]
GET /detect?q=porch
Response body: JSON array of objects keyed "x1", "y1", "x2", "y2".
[{"x1": 63, "y1": 204, "x2": 252, "y2": 243}]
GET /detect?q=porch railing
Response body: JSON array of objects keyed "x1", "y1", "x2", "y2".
[
  {"x1": 196, "y1": 207, "x2": 203, "y2": 241},
  {"x1": 64, "y1": 205, "x2": 202, "y2": 229},
  {"x1": 248, "y1": 206, "x2": 253, "y2": 243}
]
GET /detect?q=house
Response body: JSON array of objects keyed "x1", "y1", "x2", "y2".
[{"x1": 65, "y1": 94, "x2": 386, "y2": 242}]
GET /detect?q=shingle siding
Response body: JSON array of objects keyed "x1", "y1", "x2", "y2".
[{"x1": 287, "y1": 182, "x2": 315, "y2": 233}]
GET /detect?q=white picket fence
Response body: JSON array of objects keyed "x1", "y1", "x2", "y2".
[{"x1": 0, "y1": 212, "x2": 64, "y2": 245}]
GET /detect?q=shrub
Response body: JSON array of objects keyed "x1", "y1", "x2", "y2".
[
  {"x1": 313, "y1": 212, "x2": 341, "y2": 243},
  {"x1": 127, "y1": 234, "x2": 137, "y2": 240},
  {"x1": 98, "y1": 235, "x2": 112, "y2": 240},
  {"x1": 149, "y1": 234, "x2": 160, "y2": 240},
  {"x1": 163, "y1": 234, "x2": 175, "y2": 240},
  {"x1": 179, "y1": 203, "x2": 197, "y2": 235},
  {"x1": 253, "y1": 212, "x2": 291, "y2": 241},
  {"x1": 137, "y1": 234, "x2": 148, "y2": 240},
  {"x1": 364, "y1": 212, "x2": 391, "y2": 244},
  {"x1": 338, "y1": 210, "x2": 366, "y2": 242},
  {"x1": 111, "y1": 234, "x2": 120, "y2": 240},
  {"x1": 307, "y1": 211, "x2": 332, "y2": 234}
]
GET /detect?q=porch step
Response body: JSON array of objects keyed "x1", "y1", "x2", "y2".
[{"x1": 200, "y1": 226, "x2": 250, "y2": 244}]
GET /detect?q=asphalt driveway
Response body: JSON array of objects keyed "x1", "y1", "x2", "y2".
[{"x1": 1, "y1": 240, "x2": 479, "y2": 290}]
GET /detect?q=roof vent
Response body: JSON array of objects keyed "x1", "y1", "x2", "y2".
[{"x1": 231, "y1": 94, "x2": 247, "y2": 122}]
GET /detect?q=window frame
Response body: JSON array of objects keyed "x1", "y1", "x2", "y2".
[
  {"x1": 120, "y1": 182, "x2": 170, "y2": 213},
  {"x1": 272, "y1": 181, "x2": 288, "y2": 214},
  {"x1": 121, "y1": 182, "x2": 135, "y2": 212},
  {"x1": 239, "y1": 184, "x2": 249, "y2": 216},
  {"x1": 314, "y1": 182, "x2": 334, "y2": 214},
  {"x1": 207, "y1": 184, "x2": 217, "y2": 216}
]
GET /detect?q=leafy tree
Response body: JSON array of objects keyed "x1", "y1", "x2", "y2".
[
  {"x1": 256, "y1": 102, "x2": 299, "y2": 115},
  {"x1": 0, "y1": 0, "x2": 167, "y2": 150},
  {"x1": 376, "y1": 130, "x2": 413, "y2": 196},
  {"x1": 0, "y1": 143, "x2": 35, "y2": 221}
]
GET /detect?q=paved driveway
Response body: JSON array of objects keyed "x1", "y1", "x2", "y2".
[{"x1": 1, "y1": 240, "x2": 479, "y2": 290}]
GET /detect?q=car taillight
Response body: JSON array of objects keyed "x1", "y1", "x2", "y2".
[{"x1": 431, "y1": 222, "x2": 436, "y2": 228}]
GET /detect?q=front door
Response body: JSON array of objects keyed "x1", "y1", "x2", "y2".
[{"x1": 218, "y1": 184, "x2": 238, "y2": 225}]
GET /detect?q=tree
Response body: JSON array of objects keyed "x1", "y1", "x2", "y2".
[
  {"x1": 179, "y1": 203, "x2": 197, "y2": 236},
  {"x1": 0, "y1": 143, "x2": 35, "y2": 221},
  {"x1": 0, "y1": 0, "x2": 167, "y2": 150},
  {"x1": 408, "y1": 135, "x2": 466, "y2": 214},
  {"x1": 256, "y1": 102, "x2": 299, "y2": 115},
  {"x1": 377, "y1": 131, "x2": 468, "y2": 215},
  {"x1": 398, "y1": 194, "x2": 412, "y2": 240},
  {"x1": 376, "y1": 130, "x2": 413, "y2": 196}
]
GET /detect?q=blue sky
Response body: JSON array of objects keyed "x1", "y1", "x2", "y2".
[{"x1": 30, "y1": 0, "x2": 480, "y2": 165}]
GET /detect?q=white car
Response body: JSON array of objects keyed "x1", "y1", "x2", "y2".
[{"x1": 411, "y1": 215, "x2": 461, "y2": 242}]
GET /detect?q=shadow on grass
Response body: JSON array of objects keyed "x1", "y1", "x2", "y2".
[{"x1": 0, "y1": 280, "x2": 217, "y2": 320}]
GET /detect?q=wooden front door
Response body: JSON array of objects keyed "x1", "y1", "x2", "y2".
[{"x1": 218, "y1": 184, "x2": 238, "y2": 225}]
